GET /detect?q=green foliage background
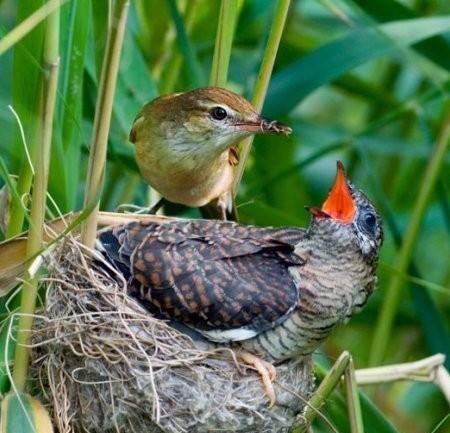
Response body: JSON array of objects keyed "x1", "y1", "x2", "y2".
[{"x1": 0, "y1": 0, "x2": 449, "y2": 432}]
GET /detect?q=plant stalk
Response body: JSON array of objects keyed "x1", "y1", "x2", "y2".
[
  {"x1": 12, "y1": 5, "x2": 60, "y2": 391},
  {"x1": 356, "y1": 354, "x2": 445, "y2": 384},
  {"x1": 290, "y1": 351, "x2": 350, "y2": 432},
  {"x1": 369, "y1": 104, "x2": 450, "y2": 366},
  {"x1": 209, "y1": 0, "x2": 240, "y2": 87},
  {"x1": 0, "y1": 0, "x2": 65, "y2": 56},
  {"x1": 80, "y1": 0, "x2": 130, "y2": 248},
  {"x1": 6, "y1": 0, "x2": 47, "y2": 239},
  {"x1": 345, "y1": 357, "x2": 364, "y2": 433},
  {"x1": 232, "y1": 0, "x2": 291, "y2": 196}
]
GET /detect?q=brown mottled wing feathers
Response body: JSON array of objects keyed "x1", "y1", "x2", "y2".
[{"x1": 103, "y1": 220, "x2": 305, "y2": 337}]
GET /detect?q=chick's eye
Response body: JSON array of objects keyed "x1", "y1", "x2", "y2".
[
  {"x1": 363, "y1": 212, "x2": 376, "y2": 231},
  {"x1": 211, "y1": 106, "x2": 227, "y2": 121}
]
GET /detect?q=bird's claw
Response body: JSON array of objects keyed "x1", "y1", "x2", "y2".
[{"x1": 239, "y1": 351, "x2": 277, "y2": 407}]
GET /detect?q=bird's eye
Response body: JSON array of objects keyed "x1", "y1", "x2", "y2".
[
  {"x1": 364, "y1": 213, "x2": 376, "y2": 228},
  {"x1": 360, "y1": 211, "x2": 377, "y2": 234},
  {"x1": 210, "y1": 106, "x2": 227, "y2": 121}
]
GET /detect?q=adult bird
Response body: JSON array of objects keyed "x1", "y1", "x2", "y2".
[
  {"x1": 98, "y1": 162, "x2": 384, "y2": 406},
  {"x1": 129, "y1": 87, "x2": 291, "y2": 220}
]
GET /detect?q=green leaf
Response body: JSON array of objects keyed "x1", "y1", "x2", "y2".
[
  {"x1": 166, "y1": 0, "x2": 204, "y2": 87},
  {"x1": 85, "y1": 16, "x2": 158, "y2": 136},
  {"x1": 238, "y1": 199, "x2": 305, "y2": 227},
  {"x1": 351, "y1": 0, "x2": 450, "y2": 70},
  {"x1": 0, "y1": 316, "x2": 16, "y2": 394},
  {"x1": 357, "y1": 137, "x2": 450, "y2": 369},
  {"x1": 90, "y1": 0, "x2": 109, "y2": 80},
  {"x1": 114, "y1": 30, "x2": 159, "y2": 130},
  {"x1": 55, "y1": 0, "x2": 90, "y2": 210},
  {"x1": 266, "y1": 16, "x2": 450, "y2": 116},
  {"x1": 0, "y1": 392, "x2": 53, "y2": 433}
]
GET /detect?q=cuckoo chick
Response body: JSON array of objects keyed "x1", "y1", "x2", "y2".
[{"x1": 98, "y1": 162, "x2": 383, "y2": 405}]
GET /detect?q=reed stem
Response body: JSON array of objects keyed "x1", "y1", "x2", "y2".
[
  {"x1": 0, "y1": 0, "x2": 64, "y2": 56},
  {"x1": 209, "y1": 0, "x2": 240, "y2": 87},
  {"x1": 290, "y1": 352, "x2": 350, "y2": 432},
  {"x1": 12, "y1": 4, "x2": 60, "y2": 391},
  {"x1": 232, "y1": 0, "x2": 291, "y2": 196},
  {"x1": 80, "y1": 0, "x2": 129, "y2": 248}
]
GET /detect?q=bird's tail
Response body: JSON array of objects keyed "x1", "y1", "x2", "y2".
[
  {"x1": 0, "y1": 235, "x2": 28, "y2": 296},
  {"x1": 0, "y1": 212, "x2": 178, "y2": 296},
  {"x1": 0, "y1": 216, "x2": 74, "y2": 296}
]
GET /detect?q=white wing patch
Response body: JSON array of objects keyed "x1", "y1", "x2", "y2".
[{"x1": 197, "y1": 327, "x2": 258, "y2": 343}]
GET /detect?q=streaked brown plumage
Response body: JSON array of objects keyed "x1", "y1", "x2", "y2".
[
  {"x1": 98, "y1": 162, "x2": 383, "y2": 404},
  {"x1": 129, "y1": 87, "x2": 291, "y2": 219}
]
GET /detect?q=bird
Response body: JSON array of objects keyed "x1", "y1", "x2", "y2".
[
  {"x1": 97, "y1": 162, "x2": 384, "y2": 406},
  {"x1": 128, "y1": 87, "x2": 291, "y2": 220}
]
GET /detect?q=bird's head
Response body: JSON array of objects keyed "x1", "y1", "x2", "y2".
[
  {"x1": 307, "y1": 162, "x2": 383, "y2": 263},
  {"x1": 134, "y1": 87, "x2": 291, "y2": 155}
]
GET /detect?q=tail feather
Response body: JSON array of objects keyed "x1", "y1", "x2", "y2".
[
  {"x1": 0, "y1": 215, "x2": 74, "y2": 296},
  {"x1": 96, "y1": 228, "x2": 133, "y2": 279},
  {"x1": 0, "y1": 236, "x2": 28, "y2": 296},
  {"x1": 0, "y1": 212, "x2": 176, "y2": 296}
]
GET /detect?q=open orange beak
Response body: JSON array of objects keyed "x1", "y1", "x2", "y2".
[{"x1": 308, "y1": 161, "x2": 356, "y2": 223}]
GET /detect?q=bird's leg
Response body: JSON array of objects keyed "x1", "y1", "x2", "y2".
[
  {"x1": 239, "y1": 351, "x2": 277, "y2": 407},
  {"x1": 148, "y1": 197, "x2": 165, "y2": 214},
  {"x1": 218, "y1": 201, "x2": 228, "y2": 221},
  {"x1": 199, "y1": 191, "x2": 240, "y2": 220},
  {"x1": 216, "y1": 191, "x2": 238, "y2": 221},
  {"x1": 200, "y1": 198, "x2": 229, "y2": 220},
  {"x1": 290, "y1": 351, "x2": 363, "y2": 433}
]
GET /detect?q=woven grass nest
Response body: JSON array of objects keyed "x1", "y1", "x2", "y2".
[{"x1": 29, "y1": 236, "x2": 314, "y2": 433}]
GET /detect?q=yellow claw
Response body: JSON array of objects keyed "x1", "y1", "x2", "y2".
[{"x1": 239, "y1": 351, "x2": 277, "y2": 407}]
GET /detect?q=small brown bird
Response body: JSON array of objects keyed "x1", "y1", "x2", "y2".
[
  {"x1": 98, "y1": 162, "x2": 383, "y2": 405},
  {"x1": 129, "y1": 87, "x2": 291, "y2": 219}
]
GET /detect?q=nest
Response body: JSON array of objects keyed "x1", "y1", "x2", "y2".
[{"x1": 29, "y1": 238, "x2": 314, "y2": 433}]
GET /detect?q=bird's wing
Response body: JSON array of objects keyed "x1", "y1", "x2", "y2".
[{"x1": 98, "y1": 220, "x2": 306, "y2": 342}]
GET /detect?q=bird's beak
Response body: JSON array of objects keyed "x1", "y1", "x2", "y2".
[
  {"x1": 235, "y1": 117, "x2": 292, "y2": 135},
  {"x1": 307, "y1": 161, "x2": 356, "y2": 224}
]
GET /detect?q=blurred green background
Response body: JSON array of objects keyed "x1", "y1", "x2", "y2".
[{"x1": 0, "y1": 0, "x2": 449, "y2": 432}]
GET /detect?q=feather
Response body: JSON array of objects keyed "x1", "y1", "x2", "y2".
[
  {"x1": 98, "y1": 220, "x2": 306, "y2": 342},
  {"x1": 0, "y1": 214, "x2": 75, "y2": 295}
]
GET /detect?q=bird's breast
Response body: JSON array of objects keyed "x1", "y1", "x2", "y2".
[
  {"x1": 240, "y1": 256, "x2": 373, "y2": 361},
  {"x1": 134, "y1": 138, "x2": 233, "y2": 207}
]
